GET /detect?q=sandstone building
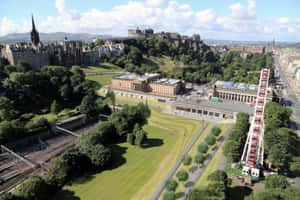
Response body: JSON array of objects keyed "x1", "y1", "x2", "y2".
[
  {"x1": 110, "y1": 73, "x2": 185, "y2": 97},
  {"x1": 0, "y1": 16, "x2": 124, "y2": 70}
]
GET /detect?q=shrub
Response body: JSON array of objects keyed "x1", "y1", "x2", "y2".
[
  {"x1": 265, "y1": 175, "x2": 290, "y2": 190},
  {"x1": 206, "y1": 135, "x2": 216, "y2": 146},
  {"x1": 127, "y1": 133, "x2": 134, "y2": 145},
  {"x1": 44, "y1": 157, "x2": 69, "y2": 188},
  {"x1": 163, "y1": 191, "x2": 176, "y2": 200},
  {"x1": 15, "y1": 176, "x2": 49, "y2": 200},
  {"x1": 50, "y1": 100, "x2": 60, "y2": 114},
  {"x1": 195, "y1": 153, "x2": 205, "y2": 164},
  {"x1": 165, "y1": 179, "x2": 178, "y2": 191},
  {"x1": 176, "y1": 169, "x2": 189, "y2": 182},
  {"x1": 198, "y1": 143, "x2": 208, "y2": 153},
  {"x1": 183, "y1": 155, "x2": 192, "y2": 166},
  {"x1": 88, "y1": 144, "x2": 112, "y2": 168},
  {"x1": 212, "y1": 127, "x2": 221, "y2": 137}
]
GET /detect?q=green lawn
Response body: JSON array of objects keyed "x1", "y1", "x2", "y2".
[
  {"x1": 86, "y1": 62, "x2": 123, "y2": 72},
  {"x1": 86, "y1": 74, "x2": 120, "y2": 86},
  {"x1": 58, "y1": 108, "x2": 204, "y2": 200},
  {"x1": 144, "y1": 55, "x2": 185, "y2": 72}
]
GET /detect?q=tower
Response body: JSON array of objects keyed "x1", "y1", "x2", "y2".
[{"x1": 31, "y1": 15, "x2": 40, "y2": 47}]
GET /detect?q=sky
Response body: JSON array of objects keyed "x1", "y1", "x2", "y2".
[{"x1": 0, "y1": 0, "x2": 300, "y2": 41}]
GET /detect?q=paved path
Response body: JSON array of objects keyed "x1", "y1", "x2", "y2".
[
  {"x1": 180, "y1": 124, "x2": 234, "y2": 199},
  {"x1": 150, "y1": 122, "x2": 209, "y2": 200},
  {"x1": 84, "y1": 71, "x2": 127, "y2": 76}
]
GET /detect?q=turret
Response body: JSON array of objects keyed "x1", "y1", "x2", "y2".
[{"x1": 31, "y1": 15, "x2": 40, "y2": 47}]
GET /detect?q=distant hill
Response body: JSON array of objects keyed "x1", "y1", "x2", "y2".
[{"x1": 0, "y1": 32, "x2": 113, "y2": 43}]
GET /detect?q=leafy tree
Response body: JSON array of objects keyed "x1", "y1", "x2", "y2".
[
  {"x1": 198, "y1": 143, "x2": 208, "y2": 153},
  {"x1": 223, "y1": 140, "x2": 241, "y2": 163},
  {"x1": 105, "y1": 90, "x2": 116, "y2": 111},
  {"x1": 207, "y1": 170, "x2": 228, "y2": 186},
  {"x1": 127, "y1": 133, "x2": 134, "y2": 145},
  {"x1": 133, "y1": 124, "x2": 147, "y2": 146},
  {"x1": 176, "y1": 169, "x2": 189, "y2": 182},
  {"x1": 44, "y1": 157, "x2": 69, "y2": 188},
  {"x1": 264, "y1": 102, "x2": 292, "y2": 129},
  {"x1": 165, "y1": 179, "x2": 178, "y2": 191},
  {"x1": 186, "y1": 188, "x2": 208, "y2": 200},
  {"x1": 163, "y1": 191, "x2": 176, "y2": 200},
  {"x1": 87, "y1": 144, "x2": 112, "y2": 168},
  {"x1": 0, "y1": 97, "x2": 18, "y2": 121},
  {"x1": 290, "y1": 157, "x2": 300, "y2": 173},
  {"x1": 265, "y1": 175, "x2": 290, "y2": 190},
  {"x1": 206, "y1": 135, "x2": 216, "y2": 146},
  {"x1": 95, "y1": 39, "x2": 105, "y2": 46},
  {"x1": 15, "y1": 176, "x2": 49, "y2": 200},
  {"x1": 79, "y1": 94, "x2": 99, "y2": 117},
  {"x1": 50, "y1": 100, "x2": 60, "y2": 114},
  {"x1": 183, "y1": 155, "x2": 192, "y2": 166},
  {"x1": 61, "y1": 147, "x2": 91, "y2": 175},
  {"x1": 195, "y1": 153, "x2": 205, "y2": 164},
  {"x1": 0, "y1": 193, "x2": 20, "y2": 200},
  {"x1": 17, "y1": 60, "x2": 32, "y2": 72},
  {"x1": 212, "y1": 126, "x2": 221, "y2": 137}
]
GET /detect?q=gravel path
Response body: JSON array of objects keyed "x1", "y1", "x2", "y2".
[{"x1": 150, "y1": 122, "x2": 209, "y2": 200}]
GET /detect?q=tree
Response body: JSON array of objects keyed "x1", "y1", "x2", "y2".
[
  {"x1": 176, "y1": 169, "x2": 189, "y2": 182},
  {"x1": 133, "y1": 124, "x2": 147, "y2": 146},
  {"x1": 195, "y1": 153, "x2": 205, "y2": 164},
  {"x1": 290, "y1": 157, "x2": 300, "y2": 173},
  {"x1": 165, "y1": 179, "x2": 178, "y2": 191},
  {"x1": 212, "y1": 127, "x2": 221, "y2": 137},
  {"x1": 264, "y1": 102, "x2": 292, "y2": 129},
  {"x1": 50, "y1": 100, "x2": 60, "y2": 114},
  {"x1": 0, "y1": 97, "x2": 18, "y2": 121},
  {"x1": 88, "y1": 144, "x2": 112, "y2": 168},
  {"x1": 127, "y1": 133, "x2": 134, "y2": 145},
  {"x1": 0, "y1": 193, "x2": 20, "y2": 200},
  {"x1": 183, "y1": 155, "x2": 192, "y2": 166},
  {"x1": 207, "y1": 170, "x2": 228, "y2": 186},
  {"x1": 265, "y1": 175, "x2": 290, "y2": 190},
  {"x1": 17, "y1": 60, "x2": 31, "y2": 72},
  {"x1": 106, "y1": 90, "x2": 116, "y2": 111},
  {"x1": 95, "y1": 39, "x2": 105, "y2": 46},
  {"x1": 198, "y1": 143, "x2": 208, "y2": 153},
  {"x1": 61, "y1": 147, "x2": 91, "y2": 175},
  {"x1": 44, "y1": 157, "x2": 69, "y2": 188},
  {"x1": 206, "y1": 135, "x2": 216, "y2": 146},
  {"x1": 186, "y1": 188, "x2": 208, "y2": 200},
  {"x1": 15, "y1": 176, "x2": 49, "y2": 200},
  {"x1": 163, "y1": 191, "x2": 176, "y2": 200},
  {"x1": 79, "y1": 94, "x2": 98, "y2": 117}
]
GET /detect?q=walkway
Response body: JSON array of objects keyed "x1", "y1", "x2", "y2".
[
  {"x1": 180, "y1": 124, "x2": 234, "y2": 199},
  {"x1": 150, "y1": 122, "x2": 209, "y2": 200}
]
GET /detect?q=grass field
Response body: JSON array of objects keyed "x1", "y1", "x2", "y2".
[
  {"x1": 196, "y1": 123, "x2": 232, "y2": 188},
  {"x1": 58, "y1": 108, "x2": 204, "y2": 200},
  {"x1": 86, "y1": 74, "x2": 120, "y2": 86},
  {"x1": 144, "y1": 55, "x2": 185, "y2": 72},
  {"x1": 86, "y1": 62, "x2": 123, "y2": 72}
]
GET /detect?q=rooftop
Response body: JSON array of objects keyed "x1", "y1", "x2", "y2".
[{"x1": 215, "y1": 80, "x2": 259, "y2": 93}]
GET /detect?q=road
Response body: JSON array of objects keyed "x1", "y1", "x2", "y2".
[
  {"x1": 180, "y1": 124, "x2": 234, "y2": 199},
  {"x1": 150, "y1": 122, "x2": 209, "y2": 200},
  {"x1": 275, "y1": 54, "x2": 300, "y2": 131}
]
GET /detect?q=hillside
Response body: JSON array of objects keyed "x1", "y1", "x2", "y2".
[{"x1": 143, "y1": 55, "x2": 185, "y2": 72}]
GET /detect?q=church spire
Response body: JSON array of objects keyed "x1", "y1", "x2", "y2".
[{"x1": 31, "y1": 15, "x2": 40, "y2": 47}]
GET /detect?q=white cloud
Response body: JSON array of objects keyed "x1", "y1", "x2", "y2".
[
  {"x1": 146, "y1": 0, "x2": 165, "y2": 7},
  {"x1": 1, "y1": 0, "x2": 300, "y2": 41},
  {"x1": 56, "y1": 0, "x2": 65, "y2": 13}
]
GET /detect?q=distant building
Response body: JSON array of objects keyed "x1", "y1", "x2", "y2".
[
  {"x1": 212, "y1": 80, "x2": 273, "y2": 103},
  {"x1": 0, "y1": 16, "x2": 124, "y2": 70},
  {"x1": 110, "y1": 73, "x2": 185, "y2": 97}
]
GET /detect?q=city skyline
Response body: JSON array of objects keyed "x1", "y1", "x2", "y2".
[{"x1": 0, "y1": 0, "x2": 300, "y2": 42}]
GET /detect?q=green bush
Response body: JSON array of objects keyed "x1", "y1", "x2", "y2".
[
  {"x1": 15, "y1": 176, "x2": 49, "y2": 200},
  {"x1": 163, "y1": 191, "x2": 176, "y2": 200},
  {"x1": 206, "y1": 135, "x2": 216, "y2": 146},
  {"x1": 176, "y1": 169, "x2": 189, "y2": 182},
  {"x1": 198, "y1": 143, "x2": 208, "y2": 153},
  {"x1": 183, "y1": 155, "x2": 192, "y2": 166},
  {"x1": 127, "y1": 133, "x2": 134, "y2": 145},
  {"x1": 265, "y1": 175, "x2": 290, "y2": 190},
  {"x1": 212, "y1": 127, "x2": 221, "y2": 136},
  {"x1": 44, "y1": 157, "x2": 69, "y2": 188},
  {"x1": 195, "y1": 153, "x2": 205, "y2": 164},
  {"x1": 165, "y1": 179, "x2": 178, "y2": 191}
]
